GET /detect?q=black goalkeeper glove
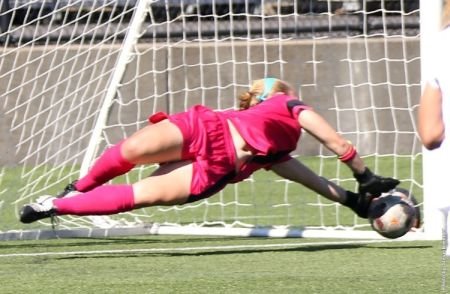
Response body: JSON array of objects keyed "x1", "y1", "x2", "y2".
[
  {"x1": 343, "y1": 191, "x2": 372, "y2": 219},
  {"x1": 343, "y1": 168, "x2": 400, "y2": 218},
  {"x1": 354, "y1": 167, "x2": 400, "y2": 197}
]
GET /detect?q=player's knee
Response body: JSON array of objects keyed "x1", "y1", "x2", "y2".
[{"x1": 121, "y1": 137, "x2": 147, "y2": 162}]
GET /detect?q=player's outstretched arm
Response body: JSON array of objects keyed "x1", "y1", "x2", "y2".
[
  {"x1": 297, "y1": 109, "x2": 365, "y2": 173},
  {"x1": 298, "y1": 109, "x2": 399, "y2": 192},
  {"x1": 271, "y1": 158, "x2": 374, "y2": 218},
  {"x1": 296, "y1": 109, "x2": 400, "y2": 216},
  {"x1": 271, "y1": 158, "x2": 346, "y2": 203}
]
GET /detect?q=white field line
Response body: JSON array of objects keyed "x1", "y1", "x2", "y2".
[{"x1": 0, "y1": 239, "x2": 396, "y2": 258}]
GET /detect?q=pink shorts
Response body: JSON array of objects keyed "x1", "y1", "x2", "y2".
[{"x1": 168, "y1": 105, "x2": 236, "y2": 202}]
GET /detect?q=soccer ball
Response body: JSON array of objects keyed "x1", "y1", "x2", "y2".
[
  {"x1": 368, "y1": 188, "x2": 418, "y2": 239},
  {"x1": 393, "y1": 188, "x2": 421, "y2": 229}
]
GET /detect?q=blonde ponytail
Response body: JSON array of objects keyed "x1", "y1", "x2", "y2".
[{"x1": 238, "y1": 90, "x2": 258, "y2": 110}]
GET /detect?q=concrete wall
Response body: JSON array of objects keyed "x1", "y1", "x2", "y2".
[{"x1": 1, "y1": 37, "x2": 422, "y2": 166}]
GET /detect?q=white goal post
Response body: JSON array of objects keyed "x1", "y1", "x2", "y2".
[{"x1": 0, "y1": 0, "x2": 434, "y2": 240}]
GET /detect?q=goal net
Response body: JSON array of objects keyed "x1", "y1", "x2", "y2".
[{"x1": 1, "y1": 0, "x2": 427, "y2": 240}]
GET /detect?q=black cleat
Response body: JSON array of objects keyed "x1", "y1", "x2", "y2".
[
  {"x1": 57, "y1": 181, "x2": 78, "y2": 198},
  {"x1": 19, "y1": 196, "x2": 57, "y2": 224}
]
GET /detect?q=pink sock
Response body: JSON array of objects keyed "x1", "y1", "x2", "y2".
[
  {"x1": 75, "y1": 141, "x2": 135, "y2": 192},
  {"x1": 54, "y1": 185, "x2": 135, "y2": 216}
]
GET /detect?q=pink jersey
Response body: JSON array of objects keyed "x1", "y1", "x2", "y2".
[
  {"x1": 220, "y1": 94, "x2": 309, "y2": 155},
  {"x1": 219, "y1": 94, "x2": 311, "y2": 183},
  {"x1": 162, "y1": 94, "x2": 311, "y2": 202}
]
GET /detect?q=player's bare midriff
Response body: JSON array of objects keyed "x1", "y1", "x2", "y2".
[{"x1": 227, "y1": 119, "x2": 254, "y2": 172}]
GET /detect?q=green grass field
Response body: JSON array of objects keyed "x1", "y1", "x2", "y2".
[
  {"x1": 0, "y1": 236, "x2": 445, "y2": 293},
  {"x1": 0, "y1": 156, "x2": 437, "y2": 293}
]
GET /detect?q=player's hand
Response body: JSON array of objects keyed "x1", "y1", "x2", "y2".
[
  {"x1": 344, "y1": 191, "x2": 373, "y2": 219},
  {"x1": 354, "y1": 167, "x2": 400, "y2": 197},
  {"x1": 350, "y1": 168, "x2": 400, "y2": 218}
]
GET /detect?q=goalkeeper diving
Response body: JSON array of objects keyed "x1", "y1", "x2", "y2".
[{"x1": 20, "y1": 78, "x2": 399, "y2": 223}]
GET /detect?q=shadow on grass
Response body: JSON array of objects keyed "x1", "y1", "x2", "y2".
[
  {"x1": 51, "y1": 242, "x2": 432, "y2": 260},
  {"x1": 0, "y1": 236, "x2": 270, "y2": 250}
]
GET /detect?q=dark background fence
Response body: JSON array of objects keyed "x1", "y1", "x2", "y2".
[{"x1": 0, "y1": 0, "x2": 420, "y2": 44}]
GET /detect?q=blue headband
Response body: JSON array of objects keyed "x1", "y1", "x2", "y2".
[{"x1": 257, "y1": 78, "x2": 277, "y2": 101}]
